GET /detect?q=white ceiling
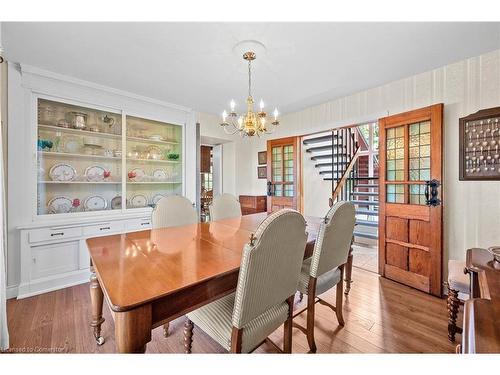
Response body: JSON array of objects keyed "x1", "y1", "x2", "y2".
[{"x1": 3, "y1": 22, "x2": 500, "y2": 115}]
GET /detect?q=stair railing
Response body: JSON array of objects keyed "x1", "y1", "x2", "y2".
[{"x1": 329, "y1": 128, "x2": 360, "y2": 207}]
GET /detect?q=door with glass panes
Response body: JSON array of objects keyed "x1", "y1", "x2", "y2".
[
  {"x1": 378, "y1": 104, "x2": 443, "y2": 297},
  {"x1": 266, "y1": 136, "x2": 301, "y2": 212}
]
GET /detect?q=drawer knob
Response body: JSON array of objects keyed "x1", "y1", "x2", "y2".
[
  {"x1": 50, "y1": 232, "x2": 64, "y2": 237},
  {"x1": 99, "y1": 227, "x2": 111, "y2": 231}
]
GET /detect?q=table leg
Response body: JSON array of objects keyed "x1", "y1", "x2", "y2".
[
  {"x1": 90, "y1": 267, "x2": 105, "y2": 346},
  {"x1": 115, "y1": 304, "x2": 152, "y2": 353},
  {"x1": 344, "y1": 243, "x2": 353, "y2": 295}
]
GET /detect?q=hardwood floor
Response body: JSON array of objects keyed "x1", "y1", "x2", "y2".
[{"x1": 6, "y1": 267, "x2": 456, "y2": 353}]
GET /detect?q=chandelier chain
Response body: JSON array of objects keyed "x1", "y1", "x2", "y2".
[{"x1": 248, "y1": 59, "x2": 252, "y2": 97}]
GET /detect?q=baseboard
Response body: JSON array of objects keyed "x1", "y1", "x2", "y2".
[
  {"x1": 6, "y1": 285, "x2": 19, "y2": 299},
  {"x1": 16, "y1": 269, "x2": 91, "y2": 299}
]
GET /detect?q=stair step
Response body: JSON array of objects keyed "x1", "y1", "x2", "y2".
[
  {"x1": 351, "y1": 176, "x2": 379, "y2": 180},
  {"x1": 355, "y1": 183, "x2": 379, "y2": 188},
  {"x1": 306, "y1": 145, "x2": 347, "y2": 153},
  {"x1": 311, "y1": 154, "x2": 347, "y2": 161},
  {"x1": 355, "y1": 209, "x2": 379, "y2": 216},
  {"x1": 315, "y1": 162, "x2": 348, "y2": 168},
  {"x1": 356, "y1": 219, "x2": 379, "y2": 227},
  {"x1": 303, "y1": 134, "x2": 340, "y2": 145},
  {"x1": 352, "y1": 191, "x2": 378, "y2": 196},
  {"x1": 353, "y1": 231, "x2": 379, "y2": 240},
  {"x1": 350, "y1": 200, "x2": 379, "y2": 206},
  {"x1": 319, "y1": 170, "x2": 348, "y2": 175}
]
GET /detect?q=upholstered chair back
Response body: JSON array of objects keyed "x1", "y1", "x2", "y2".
[
  {"x1": 231, "y1": 209, "x2": 307, "y2": 329},
  {"x1": 152, "y1": 195, "x2": 198, "y2": 229},
  {"x1": 210, "y1": 194, "x2": 242, "y2": 221},
  {"x1": 309, "y1": 201, "x2": 356, "y2": 278}
]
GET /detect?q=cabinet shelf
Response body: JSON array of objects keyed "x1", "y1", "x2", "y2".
[
  {"x1": 39, "y1": 124, "x2": 122, "y2": 140},
  {"x1": 127, "y1": 181, "x2": 182, "y2": 184},
  {"x1": 126, "y1": 136, "x2": 179, "y2": 146},
  {"x1": 39, "y1": 151, "x2": 121, "y2": 161},
  {"x1": 39, "y1": 180, "x2": 121, "y2": 184},
  {"x1": 126, "y1": 158, "x2": 180, "y2": 164}
]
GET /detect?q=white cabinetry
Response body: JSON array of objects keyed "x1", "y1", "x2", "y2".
[{"x1": 10, "y1": 64, "x2": 196, "y2": 298}]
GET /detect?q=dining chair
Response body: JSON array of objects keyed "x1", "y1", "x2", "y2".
[
  {"x1": 152, "y1": 195, "x2": 198, "y2": 229},
  {"x1": 151, "y1": 195, "x2": 198, "y2": 337},
  {"x1": 447, "y1": 259, "x2": 470, "y2": 342},
  {"x1": 183, "y1": 209, "x2": 308, "y2": 353},
  {"x1": 209, "y1": 193, "x2": 242, "y2": 221},
  {"x1": 292, "y1": 201, "x2": 355, "y2": 353}
]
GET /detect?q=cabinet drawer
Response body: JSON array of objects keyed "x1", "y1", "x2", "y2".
[
  {"x1": 127, "y1": 218, "x2": 152, "y2": 231},
  {"x1": 82, "y1": 221, "x2": 125, "y2": 237},
  {"x1": 29, "y1": 226, "x2": 82, "y2": 243},
  {"x1": 31, "y1": 241, "x2": 79, "y2": 279}
]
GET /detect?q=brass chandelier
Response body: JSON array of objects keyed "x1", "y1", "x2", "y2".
[{"x1": 220, "y1": 51, "x2": 280, "y2": 137}]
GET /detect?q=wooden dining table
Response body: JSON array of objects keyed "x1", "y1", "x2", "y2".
[{"x1": 86, "y1": 212, "x2": 353, "y2": 353}]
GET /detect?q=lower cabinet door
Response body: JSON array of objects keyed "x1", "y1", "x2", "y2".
[{"x1": 31, "y1": 241, "x2": 79, "y2": 280}]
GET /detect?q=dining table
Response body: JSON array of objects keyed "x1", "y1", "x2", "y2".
[{"x1": 86, "y1": 212, "x2": 354, "y2": 353}]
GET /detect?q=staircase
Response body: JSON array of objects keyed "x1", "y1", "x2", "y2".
[{"x1": 303, "y1": 128, "x2": 379, "y2": 243}]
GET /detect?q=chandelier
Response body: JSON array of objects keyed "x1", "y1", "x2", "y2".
[{"x1": 220, "y1": 51, "x2": 280, "y2": 137}]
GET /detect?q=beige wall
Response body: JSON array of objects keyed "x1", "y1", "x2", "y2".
[{"x1": 211, "y1": 48, "x2": 500, "y2": 271}]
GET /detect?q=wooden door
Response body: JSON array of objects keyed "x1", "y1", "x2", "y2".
[
  {"x1": 267, "y1": 136, "x2": 301, "y2": 212},
  {"x1": 378, "y1": 104, "x2": 443, "y2": 297}
]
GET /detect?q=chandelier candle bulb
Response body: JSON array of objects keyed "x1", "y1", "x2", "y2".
[{"x1": 219, "y1": 50, "x2": 280, "y2": 137}]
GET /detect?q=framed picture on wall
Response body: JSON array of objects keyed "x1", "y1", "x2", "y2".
[
  {"x1": 257, "y1": 166, "x2": 267, "y2": 179},
  {"x1": 258, "y1": 151, "x2": 267, "y2": 165}
]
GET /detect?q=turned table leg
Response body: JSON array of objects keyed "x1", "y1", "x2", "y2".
[
  {"x1": 90, "y1": 267, "x2": 105, "y2": 346},
  {"x1": 163, "y1": 322, "x2": 170, "y2": 337},
  {"x1": 115, "y1": 304, "x2": 152, "y2": 353},
  {"x1": 447, "y1": 287, "x2": 460, "y2": 342},
  {"x1": 184, "y1": 318, "x2": 194, "y2": 354},
  {"x1": 344, "y1": 243, "x2": 353, "y2": 295}
]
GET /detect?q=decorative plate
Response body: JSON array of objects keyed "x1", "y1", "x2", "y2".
[
  {"x1": 85, "y1": 165, "x2": 106, "y2": 182},
  {"x1": 47, "y1": 196, "x2": 73, "y2": 214},
  {"x1": 128, "y1": 168, "x2": 146, "y2": 182},
  {"x1": 61, "y1": 136, "x2": 82, "y2": 154},
  {"x1": 49, "y1": 163, "x2": 77, "y2": 182},
  {"x1": 152, "y1": 169, "x2": 167, "y2": 181},
  {"x1": 130, "y1": 194, "x2": 148, "y2": 208},
  {"x1": 151, "y1": 194, "x2": 165, "y2": 205},
  {"x1": 83, "y1": 195, "x2": 108, "y2": 211},
  {"x1": 146, "y1": 145, "x2": 163, "y2": 160},
  {"x1": 111, "y1": 195, "x2": 122, "y2": 210}
]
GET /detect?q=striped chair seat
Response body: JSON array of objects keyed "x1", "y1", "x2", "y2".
[
  {"x1": 188, "y1": 292, "x2": 288, "y2": 353},
  {"x1": 297, "y1": 258, "x2": 342, "y2": 296}
]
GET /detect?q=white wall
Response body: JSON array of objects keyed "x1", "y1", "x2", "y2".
[{"x1": 232, "y1": 48, "x2": 500, "y2": 268}]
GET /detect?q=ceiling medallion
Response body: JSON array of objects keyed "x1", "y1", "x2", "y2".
[{"x1": 220, "y1": 51, "x2": 280, "y2": 137}]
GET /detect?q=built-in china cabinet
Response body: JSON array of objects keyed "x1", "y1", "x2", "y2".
[{"x1": 10, "y1": 64, "x2": 195, "y2": 298}]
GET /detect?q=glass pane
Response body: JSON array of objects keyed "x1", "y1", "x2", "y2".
[
  {"x1": 386, "y1": 184, "x2": 405, "y2": 204},
  {"x1": 37, "y1": 98, "x2": 123, "y2": 215},
  {"x1": 126, "y1": 115, "x2": 183, "y2": 209},
  {"x1": 409, "y1": 184, "x2": 427, "y2": 206},
  {"x1": 274, "y1": 184, "x2": 283, "y2": 197},
  {"x1": 408, "y1": 121, "x2": 432, "y2": 182},
  {"x1": 284, "y1": 184, "x2": 294, "y2": 197},
  {"x1": 386, "y1": 125, "x2": 405, "y2": 182},
  {"x1": 272, "y1": 146, "x2": 283, "y2": 182}
]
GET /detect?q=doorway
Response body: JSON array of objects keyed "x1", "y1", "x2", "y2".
[
  {"x1": 300, "y1": 121, "x2": 379, "y2": 273},
  {"x1": 199, "y1": 142, "x2": 223, "y2": 222}
]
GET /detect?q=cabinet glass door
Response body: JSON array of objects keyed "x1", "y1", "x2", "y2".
[
  {"x1": 125, "y1": 115, "x2": 183, "y2": 209},
  {"x1": 37, "y1": 98, "x2": 122, "y2": 215}
]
